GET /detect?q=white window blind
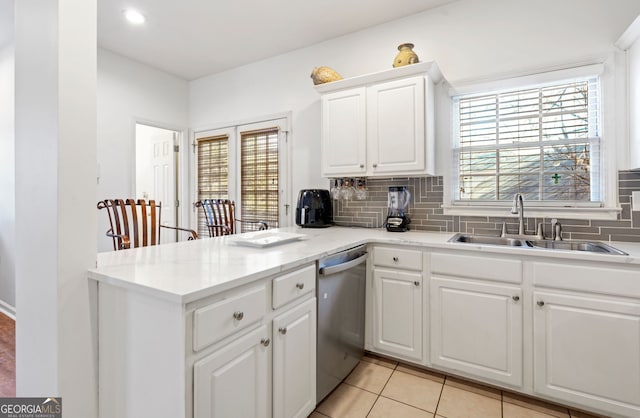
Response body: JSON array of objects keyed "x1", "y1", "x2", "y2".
[
  {"x1": 240, "y1": 128, "x2": 280, "y2": 231},
  {"x1": 454, "y1": 77, "x2": 601, "y2": 205}
]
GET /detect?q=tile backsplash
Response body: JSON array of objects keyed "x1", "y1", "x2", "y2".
[{"x1": 332, "y1": 171, "x2": 640, "y2": 242}]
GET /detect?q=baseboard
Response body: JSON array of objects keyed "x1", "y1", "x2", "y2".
[{"x1": 0, "y1": 299, "x2": 16, "y2": 320}]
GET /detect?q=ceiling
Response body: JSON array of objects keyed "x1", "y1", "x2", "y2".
[{"x1": 98, "y1": 0, "x2": 458, "y2": 80}]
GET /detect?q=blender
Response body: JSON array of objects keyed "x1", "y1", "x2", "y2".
[{"x1": 385, "y1": 186, "x2": 411, "y2": 232}]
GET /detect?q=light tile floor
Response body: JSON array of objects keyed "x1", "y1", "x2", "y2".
[{"x1": 310, "y1": 354, "x2": 609, "y2": 418}]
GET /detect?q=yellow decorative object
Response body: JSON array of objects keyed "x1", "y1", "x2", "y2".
[
  {"x1": 310, "y1": 66, "x2": 343, "y2": 85},
  {"x1": 393, "y1": 43, "x2": 419, "y2": 68}
]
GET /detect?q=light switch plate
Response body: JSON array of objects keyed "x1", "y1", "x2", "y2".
[{"x1": 633, "y1": 191, "x2": 640, "y2": 211}]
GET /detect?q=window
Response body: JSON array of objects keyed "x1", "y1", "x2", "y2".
[
  {"x1": 196, "y1": 134, "x2": 229, "y2": 237},
  {"x1": 453, "y1": 76, "x2": 601, "y2": 206},
  {"x1": 240, "y1": 128, "x2": 280, "y2": 231},
  {"x1": 193, "y1": 117, "x2": 290, "y2": 234}
]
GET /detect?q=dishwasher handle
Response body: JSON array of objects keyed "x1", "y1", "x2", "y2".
[{"x1": 318, "y1": 252, "x2": 368, "y2": 276}]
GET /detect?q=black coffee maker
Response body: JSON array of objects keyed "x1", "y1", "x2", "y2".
[{"x1": 385, "y1": 186, "x2": 411, "y2": 232}]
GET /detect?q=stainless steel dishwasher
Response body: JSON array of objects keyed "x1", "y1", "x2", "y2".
[{"x1": 316, "y1": 245, "x2": 368, "y2": 403}]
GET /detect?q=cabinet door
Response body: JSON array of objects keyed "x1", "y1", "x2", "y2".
[
  {"x1": 193, "y1": 326, "x2": 269, "y2": 418},
  {"x1": 533, "y1": 292, "x2": 640, "y2": 417},
  {"x1": 273, "y1": 298, "x2": 317, "y2": 418},
  {"x1": 321, "y1": 88, "x2": 367, "y2": 176},
  {"x1": 372, "y1": 268, "x2": 422, "y2": 361},
  {"x1": 430, "y1": 277, "x2": 523, "y2": 387},
  {"x1": 629, "y1": 26, "x2": 640, "y2": 169},
  {"x1": 367, "y1": 76, "x2": 425, "y2": 175}
]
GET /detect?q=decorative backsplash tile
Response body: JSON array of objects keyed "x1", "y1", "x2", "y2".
[{"x1": 332, "y1": 171, "x2": 640, "y2": 242}]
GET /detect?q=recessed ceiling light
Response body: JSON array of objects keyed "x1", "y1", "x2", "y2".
[{"x1": 124, "y1": 9, "x2": 145, "y2": 25}]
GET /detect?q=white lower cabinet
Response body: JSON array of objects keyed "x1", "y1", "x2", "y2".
[
  {"x1": 191, "y1": 264, "x2": 317, "y2": 418},
  {"x1": 194, "y1": 326, "x2": 270, "y2": 418},
  {"x1": 430, "y1": 277, "x2": 523, "y2": 387},
  {"x1": 273, "y1": 298, "x2": 317, "y2": 418},
  {"x1": 372, "y1": 267, "x2": 423, "y2": 361},
  {"x1": 533, "y1": 291, "x2": 640, "y2": 417}
]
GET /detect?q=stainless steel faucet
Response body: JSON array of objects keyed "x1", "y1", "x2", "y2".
[{"x1": 511, "y1": 193, "x2": 525, "y2": 235}]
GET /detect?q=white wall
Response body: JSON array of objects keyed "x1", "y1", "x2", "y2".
[
  {"x1": 190, "y1": 0, "x2": 640, "y2": 207},
  {"x1": 97, "y1": 49, "x2": 190, "y2": 251},
  {"x1": 15, "y1": 1, "x2": 97, "y2": 416},
  {"x1": 0, "y1": 37, "x2": 15, "y2": 311}
]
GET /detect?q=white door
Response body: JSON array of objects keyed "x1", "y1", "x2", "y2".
[
  {"x1": 533, "y1": 291, "x2": 640, "y2": 417},
  {"x1": 273, "y1": 298, "x2": 316, "y2": 418},
  {"x1": 135, "y1": 123, "x2": 178, "y2": 243},
  {"x1": 321, "y1": 87, "x2": 367, "y2": 177},
  {"x1": 372, "y1": 268, "x2": 422, "y2": 361},
  {"x1": 193, "y1": 326, "x2": 269, "y2": 418},
  {"x1": 367, "y1": 76, "x2": 425, "y2": 175},
  {"x1": 430, "y1": 277, "x2": 523, "y2": 387}
]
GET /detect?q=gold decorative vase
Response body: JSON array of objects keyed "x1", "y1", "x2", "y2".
[
  {"x1": 393, "y1": 43, "x2": 419, "y2": 68},
  {"x1": 310, "y1": 66, "x2": 343, "y2": 85}
]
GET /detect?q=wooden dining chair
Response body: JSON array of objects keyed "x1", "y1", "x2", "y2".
[
  {"x1": 194, "y1": 199, "x2": 268, "y2": 237},
  {"x1": 98, "y1": 198, "x2": 198, "y2": 251}
]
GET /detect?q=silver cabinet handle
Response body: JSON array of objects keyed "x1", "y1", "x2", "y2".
[
  {"x1": 413, "y1": 281, "x2": 420, "y2": 287},
  {"x1": 296, "y1": 283, "x2": 304, "y2": 290},
  {"x1": 537, "y1": 300, "x2": 545, "y2": 307},
  {"x1": 233, "y1": 311, "x2": 244, "y2": 320},
  {"x1": 392, "y1": 257, "x2": 399, "y2": 262},
  {"x1": 372, "y1": 163, "x2": 378, "y2": 168},
  {"x1": 279, "y1": 327, "x2": 287, "y2": 335},
  {"x1": 260, "y1": 338, "x2": 270, "y2": 347},
  {"x1": 512, "y1": 296, "x2": 520, "y2": 302},
  {"x1": 359, "y1": 164, "x2": 364, "y2": 168}
]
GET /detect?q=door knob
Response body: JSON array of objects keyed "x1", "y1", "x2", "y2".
[
  {"x1": 537, "y1": 300, "x2": 545, "y2": 307},
  {"x1": 512, "y1": 296, "x2": 520, "y2": 302},
  {"x1": 260, "y1": 338, "x2": 270, "y2": 347},
  {"x1": 296, "y1": 283, "x2": 304, "y2": 290},
  {"x1": 233, "y1": 311, "x2": 244, "y2": 320},
  {"x1": 413, "y1": 281, "x2": 420, "y2": 287},
  {"x1": 279, "y1": 327, "x2": 287, "y2": 335}
]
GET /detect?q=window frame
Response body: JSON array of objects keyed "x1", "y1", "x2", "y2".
[{"x1": 442, "y1": 62, "x2": 621, "y2": 220}]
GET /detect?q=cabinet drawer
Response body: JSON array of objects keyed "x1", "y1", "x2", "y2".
[
  {"x1": 532, "y1": 262, "x2": 640, "y2": 298},
  {"x1": 373, "y1": 247, "x2": 422, "y2": 271},
  {"x1": 193, "y1": 285, "x2": 266, "y2": 352},
  {"x1": 272, "y1": 264, "x2": 316, "y2": 309},
  {"x1": 431, "y1": 252, "x2": 522, "y2": 283}
]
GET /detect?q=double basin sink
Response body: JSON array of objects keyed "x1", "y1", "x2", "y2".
[{"x1": 449, "y1": 233, "x2": 628, "y2": 255}]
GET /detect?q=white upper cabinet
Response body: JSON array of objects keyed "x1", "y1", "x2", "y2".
[
  {"x1": 321, "y1": 88, "x2": 367, "y2": 176},
  {"x1": 317, "y1": 62, "x2": 439, "y2": 178},
  {"x1": 367, "y1": 77, "x2": 426, "y2": 174},
  {"x1": 617, "y1": 16, "x2": 640, "y2": 170}
]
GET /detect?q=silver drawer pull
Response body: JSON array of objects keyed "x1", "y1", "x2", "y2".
[
  {"x1": 392, "y1": 257, "x2": 399, "y2": 262},
  {"x1": 296, "y1": 283, "x2": 304, "y2": 290},
  {"x1": 512, "y1": 296, "x2": 520, "y2": 302},
  {"x1": 413, "y1": 281, "x2": 420, "y2": 287},
  {"x1": 233, "y1": 311, "x2": 244, "y2": 320},
  {"x1": 260, "y1": 338, "x2": 270, "y2": 347},
  {"x1": 537, "y1": 300, "x2": 545, "y2": 307},
  {"x1": 279, "y1": 327, "x2": 287, "y2": 335}
]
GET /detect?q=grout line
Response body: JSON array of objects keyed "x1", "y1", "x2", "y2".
[
  {"x1": 433, "y1": 375, "x2": 446, "y2": 416},
  {"x1": 378, "y1": 394, "x2": 439, "y2": 415}
]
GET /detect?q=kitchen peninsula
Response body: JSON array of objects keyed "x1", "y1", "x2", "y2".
[{"x1": 89, "y1": 226, "x2": 640, "y2": 418}]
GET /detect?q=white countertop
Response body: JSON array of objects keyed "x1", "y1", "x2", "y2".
[{"x1": 89, "y1": 226, "x2": 640, "y2": 304}]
